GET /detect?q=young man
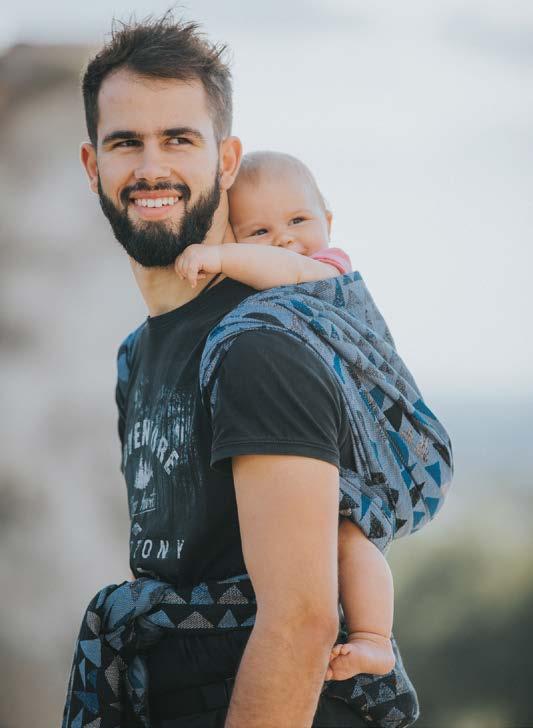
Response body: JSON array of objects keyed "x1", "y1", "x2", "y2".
[{"x1": 79, "y1": 15, "x2": 409, "y2": 728}]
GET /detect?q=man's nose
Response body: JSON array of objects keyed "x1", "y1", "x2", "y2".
[{"x1": 134, "y1": 144, "x2": 171, "y2": 183}]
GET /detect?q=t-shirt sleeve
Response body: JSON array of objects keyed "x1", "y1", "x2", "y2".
[
  {"x1": 310, "y1": 247, "x2": 352, "y2": 274},
  {"x1": 115, "y1": 375, "x2": 126, "y2": 451},
  {"x1": 115, "y1": 344, "x2": 129, "y2": 471},
  {"x1": 115, "y1": 322, "x2": 145, "y2": 459},
  {"x1": 210, "y1": 330, "x2": 345, "y2": 473}
]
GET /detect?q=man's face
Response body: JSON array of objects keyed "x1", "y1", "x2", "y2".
[{"x1": 87, "y1": 70, "x2": 222, "y2": 267}]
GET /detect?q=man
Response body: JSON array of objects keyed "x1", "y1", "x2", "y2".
[{"x1": 80, "y1": 15, "x2": 388, "y2": 728}]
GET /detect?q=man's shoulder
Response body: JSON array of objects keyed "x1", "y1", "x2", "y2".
[
  {"x1": 219, "y1": 329, "x2": 339, "y2": 393},
  {"x1": 225, "y1": 328, "x2": 312, "y2": 360}
]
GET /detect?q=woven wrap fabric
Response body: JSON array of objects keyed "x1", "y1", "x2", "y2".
[
  {"x1": 62, "y1": 576, "x2": 419, "y2": 728},
  {"x1": 199, "y1": 271, "x2": 454, "y2": 552},
  {"x1": 62, "y1": 574, "x2": 257, "y2": 728}
]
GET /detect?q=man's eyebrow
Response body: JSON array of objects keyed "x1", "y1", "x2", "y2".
[
  {"x1": 101, "y1": 127, "x2": 205, "y2": 147},
  {"x1": 101, "y1": 130, "x2": 142, "y2": 146},
  {"x1": 162, "y1": 127, "x2": 205, "y2": 142}
]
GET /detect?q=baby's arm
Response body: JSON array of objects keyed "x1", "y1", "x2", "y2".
[{"x1": 175, "y1": 242, "x2": 340, "y2": 290}]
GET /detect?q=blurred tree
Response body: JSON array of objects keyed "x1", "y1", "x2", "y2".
[{"x1": 393, "y1": 544, "x2": 533, "y2": 727}]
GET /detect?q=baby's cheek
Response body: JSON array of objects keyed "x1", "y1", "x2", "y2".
[
  {"x1": 304, "y1": 240, "x2": 328, "y2": 257},
  {"x1": 305, "y1": 236, "x2": 330, "y2": 256}
]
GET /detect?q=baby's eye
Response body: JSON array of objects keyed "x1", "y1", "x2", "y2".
[
  {"x1": 250, "y1": 228, "x2": 268, "y2": 236},
  {"x1": 290, "y1": 216, "x2": 305, "y2": 225}
]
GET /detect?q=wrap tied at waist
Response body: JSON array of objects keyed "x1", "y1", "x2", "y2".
[
  {"x1": 200, "y1": 271, "x2": 454, "y2": 552},
  {"x1": 62, "y1": 574, "x2": 257, "y2": 728},
  {"x1": 62, "y1": 575, "x2": 419, "y2": 728}
]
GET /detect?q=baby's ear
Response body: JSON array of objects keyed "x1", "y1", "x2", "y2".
[{"x1": 325, "y1": 210, "x2": 333, "y2": 237}]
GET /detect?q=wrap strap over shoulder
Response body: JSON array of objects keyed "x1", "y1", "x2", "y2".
[{"x1": 199, "y1": 271, "x2": 454, "y2": 552}]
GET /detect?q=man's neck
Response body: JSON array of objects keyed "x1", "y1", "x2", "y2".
[{"x1": 131, "y1": 199, "x2": 236, "y2": 318}]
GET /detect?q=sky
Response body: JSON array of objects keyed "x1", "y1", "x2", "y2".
[{"x1": 2, "y1": 1, "x2": 532, "y2": 398}]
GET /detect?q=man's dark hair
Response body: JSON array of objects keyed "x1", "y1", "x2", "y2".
[{"x1": 82, "y1": 12, "x2": 232, "y2": 146}]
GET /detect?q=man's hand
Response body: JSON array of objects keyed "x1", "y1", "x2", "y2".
[{"x1": 175, "y1": 244, "x2": 223, "y2": 287}]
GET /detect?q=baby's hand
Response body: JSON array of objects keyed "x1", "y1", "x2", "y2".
[{"x1": 175, "y1": 244, "x2": 223, "y2": 288}]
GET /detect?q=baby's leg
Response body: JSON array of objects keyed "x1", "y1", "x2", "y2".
[{"x1": 326, "y1": 517, "x2": 395, "y2": 680}]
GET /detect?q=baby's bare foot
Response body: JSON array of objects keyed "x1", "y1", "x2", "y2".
[{"x1": 325, "y1": 632, "x2": 395, "y2": 681}]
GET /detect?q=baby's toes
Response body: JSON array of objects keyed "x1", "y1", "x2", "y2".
[{"x1": 328, "y1": 653, "x2": 357, "y2": 681}]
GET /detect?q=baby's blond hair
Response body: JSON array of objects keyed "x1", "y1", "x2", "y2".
[{"x1": 231, "y1": 150, "x2": 328, "y2": 212}]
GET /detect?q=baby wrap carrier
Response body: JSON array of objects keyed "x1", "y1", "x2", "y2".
[
  {"x1": 201, "y1": 271, "x2": 453, "y2": 552},
  {"x1": 61, "y1": 575, "x2": 419, "y2": 728},
  {"x1": 62, "y1": 271, "x2": 452, "y2": 728}
]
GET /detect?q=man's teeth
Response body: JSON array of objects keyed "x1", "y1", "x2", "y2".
[{"x1": 133, "y1": 197, "x2": 178, "y2": 208}]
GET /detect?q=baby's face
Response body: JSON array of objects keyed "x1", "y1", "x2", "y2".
[{"x1": 229, "y1": 170, "x2": 331, "y2": 256}]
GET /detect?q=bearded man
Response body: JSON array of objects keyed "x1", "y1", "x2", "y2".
[{"x1": 67, "y1": 14, "x2": 422, "y2": 728}]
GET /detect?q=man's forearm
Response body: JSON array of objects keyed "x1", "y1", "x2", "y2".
[{"x1": 225, "y1": 615, "x2": 336, "y2": 728}]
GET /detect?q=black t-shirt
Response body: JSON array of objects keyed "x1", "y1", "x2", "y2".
[
  {"x1": 117, "y1": 277, "x2": 355, "y2": 588},
  {"x1": 116, "y1": 277, "x2": 355, "y2": 695}
]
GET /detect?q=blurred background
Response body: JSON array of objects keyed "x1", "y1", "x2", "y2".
[{"x1": 1, "y1": 1, "x2": 532, "y2": 726}]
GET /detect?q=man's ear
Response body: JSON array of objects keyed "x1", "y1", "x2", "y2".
[
  {"x1": 218, "y1": 136, "x2": 243, "y2": 191},
  {"x1": 80, "y1": 142, "x2": 99, "y2": 194},
  {"x1": 325, "y1": 210, "x2": 333, "y2": 237}
]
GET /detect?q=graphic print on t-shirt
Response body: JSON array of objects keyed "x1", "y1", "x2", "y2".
[
  {"x1": 122, "y1": 374, "x2": 204, "y2": 575},
  {"x1": 115, "y1": 279, "x2": 264, "y2": 586}
]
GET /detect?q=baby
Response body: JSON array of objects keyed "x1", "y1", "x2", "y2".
[{"x1": 175, "y1": 151, "x2": 396, "y2": 682}]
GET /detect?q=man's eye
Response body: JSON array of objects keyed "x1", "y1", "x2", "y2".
[
  {"x1": 250, "y1": 228, "x2": 268, "y2": 236},
  {"x1": 168, "y1": 137, "x2": 191, "y2": 145},
  {"x1": 114, "y1": 139, "x2": 140, "y2": 148},
  {"x1": 291, "y1": 216, "x2": 305, "y2": 225}
]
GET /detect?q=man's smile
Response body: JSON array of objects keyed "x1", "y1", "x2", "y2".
[{"x1": 129, "y1": 191, "x2": 184, "y2": 221}]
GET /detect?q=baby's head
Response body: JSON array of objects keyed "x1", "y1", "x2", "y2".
[{"x1": 228, "y1": 151, "x2": 332, "y2": 257}]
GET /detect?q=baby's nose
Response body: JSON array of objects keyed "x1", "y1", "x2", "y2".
[{"x1": 276, "y1": 232, "x2": 294, "y2": 247}]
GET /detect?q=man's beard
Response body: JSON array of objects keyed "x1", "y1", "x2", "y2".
[{"x1": 97, "y1": 172, "x2": 221, "y2": 268}]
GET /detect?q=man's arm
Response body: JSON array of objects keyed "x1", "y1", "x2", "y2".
[{"x1": 225, "y1": 454, "x2": 340, "y2": 728}]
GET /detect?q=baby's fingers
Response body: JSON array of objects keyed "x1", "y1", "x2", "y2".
[
  {"x1": 177, "y1": 255, "x2": 195, "y2": 283},
  {"x1": 186, "y1": 261, "x2": 201, "y2": 287},
  {"x1": 175, "y1": 254, "x2": 186, "y2": 279}
]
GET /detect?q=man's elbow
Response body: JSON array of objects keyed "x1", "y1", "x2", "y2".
[
  {"x1": 299, "y1": 611, "x2": 339, "y2": 644},
  {"x1": 258, "y1": 600, "x2": 339, "y2": 645}
]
